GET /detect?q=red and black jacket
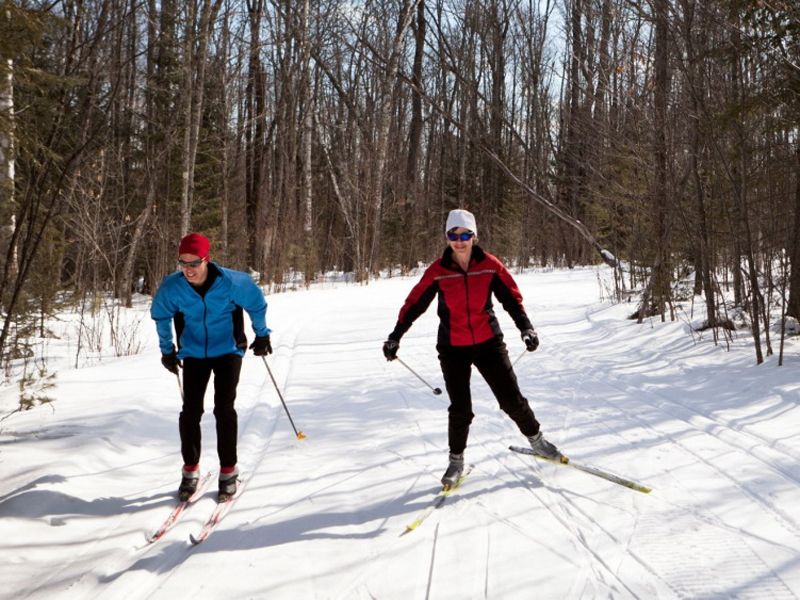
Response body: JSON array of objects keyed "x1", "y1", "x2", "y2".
[{"x1": 389, "y1": 245, "x2": 533, "y2": 347}]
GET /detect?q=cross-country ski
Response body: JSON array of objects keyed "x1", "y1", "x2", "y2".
[
  {"x1": 189, "y1": 478, "x2": 244, "y2": 545},
  {"x1": 144, "y1": 471, "x2": 213, "y2": 544},
  {"x1": 509, "y1": 445, "x2": 652, "y2": 493},
  {"x1": 403, "y1": 465, "x2": 474, "y2": 534}
]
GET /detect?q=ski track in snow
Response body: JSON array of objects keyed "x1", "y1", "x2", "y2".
[
  {"x1": 549, "y1": 346, "x2": 800, "y2": 535},
  {"x1": 472, "y1": 456, "x2": 647, "y2": 598},
  {"x1": 545, "y1": 311, "x2": 800, "y2": 530},
  {"x1": 577, "y1": 303, "x2": 800, "y2": 479},
  {"x1": 516, "y1": 309, "x2": 800, "y2": 598},
  {"x1": 3, "y1": 268, "x2": 800, "y2": 599}
]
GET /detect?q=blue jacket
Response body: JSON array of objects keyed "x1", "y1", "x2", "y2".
[{"x1": 151, "y1": 263, "x2": 270, "y2": 359}]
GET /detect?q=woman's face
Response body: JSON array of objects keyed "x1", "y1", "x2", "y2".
[{"x1": 447, "y1": 227, "x2": 475, "y2": 254}]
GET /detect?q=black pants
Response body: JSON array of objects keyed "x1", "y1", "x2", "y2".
[
  {"x1": 438, "y1": 336, "x2": 540, "y2": 455},
  {"x1": 179, "y1": 354, "x2": 242, "y2": 469}
]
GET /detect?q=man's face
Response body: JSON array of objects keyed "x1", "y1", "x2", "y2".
[{"x1": 178, "y1": 253, "x2": 209, "y2": 286}]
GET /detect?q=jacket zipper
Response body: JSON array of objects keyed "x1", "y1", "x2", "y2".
[
  {"x1": 200, "y1": 275, "x2": 220, "y2": 358},
  {"x1": 462, "y1": 268, "x2": 476, "y2": 345},
  {"x1": 202, "y1": 297, "x2": 209, "y2": 358}
]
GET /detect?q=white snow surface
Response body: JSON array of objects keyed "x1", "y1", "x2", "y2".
[{"x1": 2, "y1": 265, "x2": 800, "y2": 599}]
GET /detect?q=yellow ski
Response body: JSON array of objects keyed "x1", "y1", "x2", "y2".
[
  {"x1": 403, "y1": 465, "x2": 474, "y2": 534},
  {"x1": 510, "y1": 445, "x2": 652, "y2": 494}
]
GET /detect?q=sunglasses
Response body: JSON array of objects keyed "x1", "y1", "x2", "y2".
[
  {"x1": 447, "y1": 231, "x2": 474, "y2": 242},
  {"x1": 178, "y1": 258, "x2": 205, "y2": 268}
]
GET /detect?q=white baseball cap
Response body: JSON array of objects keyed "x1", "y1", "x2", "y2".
[{"x1": 445, "y1": 209, "x2": 477, "y2": 237}]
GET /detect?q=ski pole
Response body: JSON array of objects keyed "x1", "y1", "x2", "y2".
[
  {"x1": 261, "y1": 356, "x2": 306, "y2": 439},
  {"x1": 396, "y1": 357, "x2": 443, "y2": 395},
  {"x1": 176, "y1": 371, "x2": 184, "y2": 398},
  {"x1": 512, "y1": 348, "x2": 527, "y2": 367}
]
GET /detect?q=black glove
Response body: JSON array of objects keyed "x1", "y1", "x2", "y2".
[
  {"x1": 250, "y1": 335, "x2": 273, "y2": 356},
  {"x1": 382, "y1": 339, "x2": 399, "y2": 361},
  {"x1": 161, "y1": 346, "x2": 182, "y2": 374},
  {"x1": 521, "y1": 329, "x2": 539, "y2": 352}
]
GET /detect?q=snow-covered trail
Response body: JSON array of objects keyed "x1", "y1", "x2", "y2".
[{"x1": 1, "y1": 266, "x2": 799, "y2": 599}]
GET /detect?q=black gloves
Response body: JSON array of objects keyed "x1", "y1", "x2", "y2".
[
  {"x1": 161, "y1": 346, "x2": 182, "y2": 374},
  {"x1": 250, "y1": 335, "x2": 273, "y2": 356},
  {"x1": 162, "y1": 336, "x2": 272, "y2": 372},
  {"x1": 521, "y1": 329, "x2": 539, "y2": 352},
  {"x1": 382, "y1": 339, "x2": 399, "y2": 361}
]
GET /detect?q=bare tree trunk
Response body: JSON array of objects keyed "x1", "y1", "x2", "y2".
[
  {"x1": 406, "y1": 0, "x2": 425, "y2": 192},
  {"x1": 218, "y1": 6, "x2": 231, "y2": 262},
  {"x1": 561, "y1": 0, "x2": 586, "y2": 268},
  {"x1": 297, "y1": 0, "x2": 312, "y2": 235},
  {"x1": 400, "y1": 0, "x2": 426, "y2": 271},
  {"x1": 731, "y1": 6, "x2": 764, "y2": 364},
  {"x1": 314, "y1": 111, "x2": 361, "y2": 271},
  {"x1": 786, "y1": 142, "x2": 800, "y2": 320},
  {"x1": 179, "y1": 0, "x2": 223, "y2": 235},
  {"x1": 146, "y1": 0, "x2": 180, "y2": 288},
  {"x1": 366, "y1": 0, "x2": 421, "y2": 278},
  {"x1": 486, "y1": 0, "x2": 508, "y2": 234},
  {"x1": 118, "y1": 205, "x2": 153, "y2": 307},
  {"x1": 300, "y1": 0, "x2": 316, "y2": 285},
  {"x1": 245, "y1": 0, "x2": 266, "y2": 270},
  {"x1": 0, "y1": 11, "x2": 15, "y2": 285},
  {"x1": 638, "y1": 0, "x2": 672, "y2": 323}
]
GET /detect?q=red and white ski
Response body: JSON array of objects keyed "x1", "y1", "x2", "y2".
[
  {"x1": 145, "y1": 471, "x2": 213, "y2": 544},
  {"x1": 189, "y1": 477, "x2": 244, "y2": 545}
]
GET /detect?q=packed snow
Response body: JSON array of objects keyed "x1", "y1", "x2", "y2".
[{"x1": 1, "y1": 265, "x2": 799, "y2": 599}]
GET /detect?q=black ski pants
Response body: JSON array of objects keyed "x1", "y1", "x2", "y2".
[
  {"x1": 179, "y1": 354, "x2": 242, "y2": 469},
  {"x1": 438, "y1": 336, "x2": 540, "y2": 455}
]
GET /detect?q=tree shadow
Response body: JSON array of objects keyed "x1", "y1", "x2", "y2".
[{"x1": 0, "y1": 486, "x2": 176, "y2": 521}]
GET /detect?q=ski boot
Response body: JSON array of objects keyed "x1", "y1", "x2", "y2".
[
  {"x1": 527, "y1": 431, "x2": 565, "y2": 462},
  {"x1": 441, "y1": 453, "x2": 464, "y2": 490},
  {"x1": 218, "y1": 466, "x2": 239, "y2": 502},
  {"x1": 178, "y1": 466, "x2": 200, "y2": 501}
]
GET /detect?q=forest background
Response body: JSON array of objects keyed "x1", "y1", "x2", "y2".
[{"x1": 0, "y1": 0, "x2": 799, "y2": 380}]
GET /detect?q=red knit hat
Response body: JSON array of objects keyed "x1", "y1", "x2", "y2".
[{"x1": 178, "y1": 233, "x2": 210, "y2": 259}]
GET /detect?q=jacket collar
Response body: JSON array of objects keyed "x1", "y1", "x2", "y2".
[
  {"x1": 182, "y1": 261, "x2": 221, "y2": 296},
  {"x1": 441, "y1": 244, "x2": 486, "y2": 271}
]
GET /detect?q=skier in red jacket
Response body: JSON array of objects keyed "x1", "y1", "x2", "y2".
[{"x1": 383, "y1": 209, "x2": 562, "y2": 488}]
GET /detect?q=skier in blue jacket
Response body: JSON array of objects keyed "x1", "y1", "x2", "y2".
[{"x1": 151, "y1": 232, "x2": 272, "y2": 501}]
